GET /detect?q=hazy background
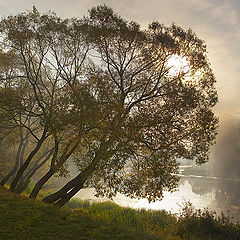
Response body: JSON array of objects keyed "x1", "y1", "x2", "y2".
[{"x1": 0, "y1": 0, "x2": 239, "y2": 216}]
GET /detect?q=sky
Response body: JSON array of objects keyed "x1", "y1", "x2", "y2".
[{"x1": 0, "y1": 0, "x2": 239, "y2": 124}]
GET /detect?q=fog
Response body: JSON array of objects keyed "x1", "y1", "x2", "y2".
[{"x1": 182, "y1": 119, "x2": 240, "y2": 219}]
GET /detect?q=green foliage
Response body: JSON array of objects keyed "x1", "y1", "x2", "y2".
[{"x1": 176, "y1": 201, "x2": 240, "y2": 240}]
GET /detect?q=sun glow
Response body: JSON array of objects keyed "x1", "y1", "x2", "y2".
[
  {"x1": 165, "y1": 55, "x2": 203, "y2": 84},
  {"x1": 166, "y1": 55, "x2": 191, "y2": 76}
]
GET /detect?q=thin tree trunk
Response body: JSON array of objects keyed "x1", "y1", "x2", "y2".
[
  {"x1": 37, "y1": 139, "x2": 81, "y2": 202},
  {"x1": 9, "y1": 131, "x2": 30, "y2": 185},
  {"x1": 29, "y1": 168, "x2": 55, "y2": 199},
  {"x1": 15, "y1": 148, "x2": 54, "y2": 194},
  {"x1": 29, "y1": 140, "x2": 59, "y2": 198},
  {"x1": 0, "y1": 162, "x2": 19, "y2": 187},
  {"x1": 19, "y1": 133, "x2": 29, "y2": 166},
  {"x1": 10, "y1": 129, "x2": 47, "y2": 192},
  {"x1": 0, "y1": 133, "x2": 24, "y2": 187}
]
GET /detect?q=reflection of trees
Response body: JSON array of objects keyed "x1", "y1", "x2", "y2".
[
  {"x1": 187, "y1": 178, "x2": 215, "y2": 195},
  {"x1": 214, "y1": 180, "x2": 240, "y2": 221},
  {"x1": 214, "y1": 122, "x2": 240, "y2": 177},
  {"x1": 215, "y1": 180, "x2": 240, "y2": 207},
  {"x1": 186, "y1": 120, "x2": 240, "y2": 219}
]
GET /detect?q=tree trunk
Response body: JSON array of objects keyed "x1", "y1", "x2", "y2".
[
  {"x1": 10, "y1": 130, "x2": 47, "y2": 192},
  {"x1": 0, "y1": 165, "x2": 19, "y2": 187},
  {"x1": 55, "y1": 183, "x2": 84, "y2": 207},
  {"x1": 14, "y1": 177, "x2": 26, "y2": 194},
  {"x1": 15, "y1": 148, "x2": 54, "y2": 195},
  {"x1": 39, "y1": 140, "x2": 82, "y2": 203},
  {"x1": 42, "y1": 140, "x2": 110, "y2": 206},
  {"x1": 29, "y1": 168, "x2": 55, "y2": 199},
  {"x1": 0, "y1": 136, "x2": 23, "y2": 187},
  {"x1": 14, "y1": 178, "x2": 30, "y2": 195},
  {"x1": 42, "y1": 175, "x2": 79, "y2": 203},
  {"x1": 42, "y1": 156, "x2": 99, "y2": 205},
  {"x1": 19, "y1": 132, "x2": 29, "y2": 166}
]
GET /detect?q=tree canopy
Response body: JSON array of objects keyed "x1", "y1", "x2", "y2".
[{"x1": 0, "y1": 5, "x2": 218, "y2": 206}]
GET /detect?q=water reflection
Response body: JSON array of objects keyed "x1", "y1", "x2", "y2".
[
  {"x1": 185, "y1": 175, "x2": 240, "y2": 220},
  {"x1": 75, "y1": 173, "x2": 240, "y2": 220},
  {"x1": 75, "y1": 179, "x2": 215, "y2": 213}
]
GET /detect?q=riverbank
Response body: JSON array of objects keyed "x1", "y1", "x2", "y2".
[
  {"x1": 0, "y1": 188, "x2": 159, "y2": 240},
  {"x1": 1, "y1": 187, "x2": 240, "y2": 240}
]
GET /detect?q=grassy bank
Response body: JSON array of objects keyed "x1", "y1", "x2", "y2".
[
  {"x1": 67, "y1": 198, "x2": 240, "y2": 240},
  {"x1": 0, "y1": 187, "x2": 240, "y2": 240},
  {"x1": 0, "y1": 188, "x2": 161, "y2": 240}
]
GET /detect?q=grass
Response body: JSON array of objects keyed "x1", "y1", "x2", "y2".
[
  {"x1": 67, "y1": 198, "x2": 240, "y2": 240},
  {"x1": 0, "y1": 188, "x2": 162, "y2": 240},
  {"x1": 67, "y1": 199, "x2": 176, "y2": 237},
  {"x1": 1, "y1": 187, "x2": 240, "y2": 240}
]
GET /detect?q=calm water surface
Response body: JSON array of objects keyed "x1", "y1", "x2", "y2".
[{"x1": 75, "y1": 178, "x2": 216, "y2": 213}]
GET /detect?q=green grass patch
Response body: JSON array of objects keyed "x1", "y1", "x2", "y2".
[
  {"x1": 1, "y1": 187, "x2": 240, "y2": 240},
  {"x1": 0, "y1": 188, "x2": 162, "y2": 240},
  {"x1": 67, "y1": 199, "x2": 176, "y2": 235},
  {"x1": 67, "y1": 198, "x2": 240, "y2": 240}
]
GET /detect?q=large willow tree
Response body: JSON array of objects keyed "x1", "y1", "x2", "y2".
[
  {"x1": 0, "y1": 5, "x2": 218, "y2": 206},
  {"x1": 42, "y1": 5, "x2": 218, "y2": 206}
]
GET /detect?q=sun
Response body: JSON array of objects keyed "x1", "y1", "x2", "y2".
[
  {"x1": 166, "y1": 55, "x2": 191, "y2": 76},
  {"x1": 165, "y1": 54, "x2": 203, "y2": 84}
]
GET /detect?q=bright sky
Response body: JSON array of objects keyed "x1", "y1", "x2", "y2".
[{"x1": 0, "y1": 0, "x2": 239, "y2": 122}]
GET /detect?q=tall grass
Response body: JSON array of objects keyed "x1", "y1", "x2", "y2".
[
  {"x1": 67, "y1": 198, "x2": 240, "y2": 240},
  {"x1": 68, "y1": 199, "x2": 176, "y2": 232},
  {"x1": 1, "y1": 186, "x2": 240, "y2": 240}
]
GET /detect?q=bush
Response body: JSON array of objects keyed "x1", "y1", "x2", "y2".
[{"x1": 176, "y1": 201, "x2": 240, "y2": 240}]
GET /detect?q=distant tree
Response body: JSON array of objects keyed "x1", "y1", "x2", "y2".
[{"x1": 42, "y1": 5, "x2": 218, "y2": 206}]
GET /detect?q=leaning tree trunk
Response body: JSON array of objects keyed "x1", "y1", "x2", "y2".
[
  {"x1": 42, "y1": 139, "x2": 114, "y2": 206},
  {"x1": 42, "y1": 154, "x2": 100, "y2": 205},
  {"x1": 55, "y1": 183, "x2": 84, "y2": 207},
  {"x1": 10, "y1": 129, "x2": 47, "y2": 192},
  {"x1": 30, "y1": 138, "x2": 83, "y2": 200},
  {"x1": 42, "y1": 175, "x2": 79, "y2": 204},
  {"x1": 42, "y1": 160, "x2": 97, "y2": 204},
  {"x1": 29, "y1": 168, "x2": 56, "y2": 199},
  {"x1": 15, "y1": 148, "x2": 54, "y2": 195},
  {"x1": 0, "y1": 139, "x2": 23, "y2": 187}
]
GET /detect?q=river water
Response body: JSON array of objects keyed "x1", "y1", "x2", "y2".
[
  {"x1": 74, "y1": 165, "x2": 240, "y2": 220},
  {"x1": 75, "y1": 179, "x2": 215, "y2": 213}
]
